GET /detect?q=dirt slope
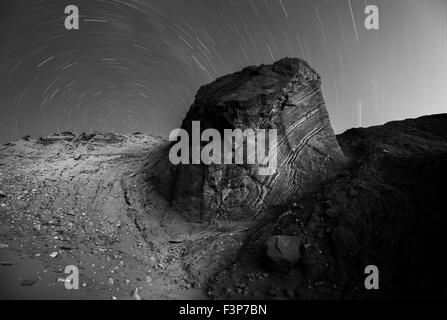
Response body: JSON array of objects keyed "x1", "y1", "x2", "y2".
[{"x1": 0, "y1": 132, "x2": 210, "y2": 299}]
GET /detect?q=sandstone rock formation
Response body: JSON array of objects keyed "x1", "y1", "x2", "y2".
[{"x1": 159, "y1": 58, "x2": 345, "y2": 222}]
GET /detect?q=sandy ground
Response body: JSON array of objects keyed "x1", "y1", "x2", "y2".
[{"x1": 0, "y1": 133, "x2": 209, "y2": 300}]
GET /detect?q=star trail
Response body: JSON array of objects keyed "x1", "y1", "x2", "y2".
[{"x1": 0, "y1": 0, "x2": 446, "y2": 143}]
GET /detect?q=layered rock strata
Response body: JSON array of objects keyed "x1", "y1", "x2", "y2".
[{"x1": 158, "y1": 58, "x2": 345, "y2": 222}]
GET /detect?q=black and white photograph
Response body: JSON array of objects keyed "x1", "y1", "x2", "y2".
[{"x1": 0, "y1": 0, "x2": 446, "y2": 309}]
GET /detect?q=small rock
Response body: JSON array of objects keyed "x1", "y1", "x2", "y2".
[
  {"x1": 292, "y1": 203, "x2": 302, "y2": 209},
  {"x1": 74, "y1": 154, "x2": 82, "y2": 161},
  {"x1": 21, "y1": 279, "x2": 36, "y2": 287},
  {"x1": 132, "y1": 287, "x2": 142, "y2": 300},
  {"x1": 33, "y1": 224, "x2": 42, "y2": 232},
  {"x1": 0, "y1": 243, "x2": 9, "y2": 249},
  {"x1": 108, "y1": 278, "x2": 114, "y2": 285},
  {"x1": 49, "y1": 252, "x2": 58, "y2": 258},
  {"x1": 0, "y1": 190, "x2": 6, "y2": 198},
  {"x1": 145, "y1": 275, "x2": 152, "y2": 284},
  {"x1": 266, "y1": 235, "x2": 301, "y2": 269}
]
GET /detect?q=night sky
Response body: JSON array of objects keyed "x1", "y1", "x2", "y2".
[{"x1": 1, "y1": 0, "x2": 446, "y2": 144}]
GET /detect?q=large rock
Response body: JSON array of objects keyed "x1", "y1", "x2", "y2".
[{"x1": 158, "y1": 58, "x2": 345, "y2": 222}]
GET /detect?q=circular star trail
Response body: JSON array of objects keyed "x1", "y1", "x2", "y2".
[{"x1": 0, "y1": 0, "x2": 446, "y2": 143}]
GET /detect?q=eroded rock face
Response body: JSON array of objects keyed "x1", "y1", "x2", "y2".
[{"x1": 160, "y1": 58, "x2": 345, "y2": 222}]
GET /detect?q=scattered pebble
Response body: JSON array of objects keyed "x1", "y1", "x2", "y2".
[
  {"x1": 132, "y1": 287, "x2": 142, "y2": 300},
  {"x1": 21, "y1": 279, "x2": 36, "y2": 287}
]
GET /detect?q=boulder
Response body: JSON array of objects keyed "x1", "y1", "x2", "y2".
[
  {"x1": 266, "y1": 235, "x2": 301, "y2": 268},
  {"x1": 158, "y1": 57, "x2": 345, "y2": 222}
]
